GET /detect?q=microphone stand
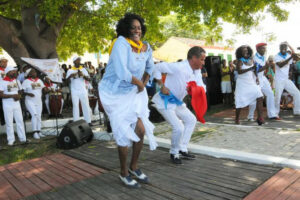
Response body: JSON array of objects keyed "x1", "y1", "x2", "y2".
[{"x1": 54, "y1": 84, "x2": 59, "y2": 137}]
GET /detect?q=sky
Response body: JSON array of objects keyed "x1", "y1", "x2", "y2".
[{"x1": 222, "y1": 1, "x2": 300, "y2": 57}]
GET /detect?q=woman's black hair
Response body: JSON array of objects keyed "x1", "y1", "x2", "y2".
[
  {"x1": 116, "y1": 13, "x2": 147, "y2": 38},
  {"x1": 235, "y1": 45, "x2": 253, "y2": 60}
]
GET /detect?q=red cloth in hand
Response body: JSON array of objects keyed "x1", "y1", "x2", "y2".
[{"x1": 187, "y1": 81, "x2": 207, "y2": 123}]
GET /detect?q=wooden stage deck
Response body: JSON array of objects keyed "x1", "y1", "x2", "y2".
[
  {"x1": 23, "y1": 140, "x2": 281, "y2": 200},
  {"x1": 0, "y1": 154, "x2": 105, "y2": 200}
]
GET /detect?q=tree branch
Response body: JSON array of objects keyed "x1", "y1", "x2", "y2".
[
  {"x1": 0, "y1": 15, "x2": 29, "y2": 64},
  {"x1": 0, "y1": 1, "x2": 8, "y2": 6},
  {"x1": 56, "y1": 0, "x2": 90, "y2": 33},
  {"x1": 0, "y1": 14, "x2": 22, "y2": 35}
]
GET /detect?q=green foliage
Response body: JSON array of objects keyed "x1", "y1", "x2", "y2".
[
  {"x1": 159, "y1": 14, "x2": 223, "y2": 45},
  {"x1": 0, "y1": 0, "x2": 295, "y2": 60}
]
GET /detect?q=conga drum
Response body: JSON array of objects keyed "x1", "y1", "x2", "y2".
[
  {"x1": 49, "y1": 93, "x2": 62, "y2": 116},
  {"x1": 89, "y1": 96, "x2": 98, "y2": 114}
]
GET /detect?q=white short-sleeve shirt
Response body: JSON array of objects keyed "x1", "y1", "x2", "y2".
[
  {"x1": 274, "y1": 53, "x2": 293, "y2": 81},
  {"x1": 22, "y1": 78, "x2": 45, "y2": 103},
  {"x1": 66, "y1": 67, "x2": 89, "y2": 93},
  {"x1": 0, "y1": 78, "x2": 22, "y2": 105}
]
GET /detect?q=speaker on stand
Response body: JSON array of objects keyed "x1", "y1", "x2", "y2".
[
  {"x1": 57, "y1": 119, "x2": 93, "y2": 149},
  {"x1": 205, "y1": 56, "x2": 223, "y2": 106}
]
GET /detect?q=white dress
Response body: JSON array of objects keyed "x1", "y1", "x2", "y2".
[
  {"x1": 99, "y1": 36, "x2": 157, "y2": 150},
  {"x1": 235, "y1": 63, "x2": 263, "y2": 108},
  {"x1": 100, "y1": 88, "x2": 156, "y2": 150}
]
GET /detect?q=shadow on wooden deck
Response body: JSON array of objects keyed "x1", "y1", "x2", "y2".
[{"x1": 24, "y1": 140, "x2": 281, "y2": 200}]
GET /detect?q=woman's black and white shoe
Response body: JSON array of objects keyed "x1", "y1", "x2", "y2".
[
  {"x1": 128, "y1": 169, "x2": 149, "y2": 184},
  {"x1": 170, "y1": 154, "x2": 182, "y2": 164},
  {"x1": 119, "y1": 175, "x2": 141, "y2": 188}
]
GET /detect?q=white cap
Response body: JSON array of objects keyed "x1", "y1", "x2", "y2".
[
  {"x1": 0, "y1": 57, "x2": 8, "y2": 61},
  {"x1": 73, "y1": 56, "x2": 81, "y2": 62},
  {"x1": 4, "y1": 66, "x2": 17, "y2": 74}
]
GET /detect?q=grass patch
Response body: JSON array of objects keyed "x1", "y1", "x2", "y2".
[
  {"x1": 296, "y1": 129, "x2": 300, "y2": 132},
  {"x1": 0, "y1": 135, "x2": 62, "y2": 166}
]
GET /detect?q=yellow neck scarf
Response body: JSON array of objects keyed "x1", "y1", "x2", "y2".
[
  {"x1": 108, "y1": 38, "x2": 143, "y2": 55},
  {"x1": 71, "y1": 65, "x2": 83, "y2": 70}
]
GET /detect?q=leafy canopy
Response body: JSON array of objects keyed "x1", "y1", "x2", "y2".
[{"x1": 0, "y1": 0, "x2": 294, "y2": 60}]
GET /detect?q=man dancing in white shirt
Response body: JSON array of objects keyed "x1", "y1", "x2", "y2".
[
  {"x1": 248, "y1": 43, "x2": 280, "y2": 121},
  {"x1": 152, "y1": 46, "x2": 206, "y2": 164},
  {"x1": 274, "y1": 42, "x2": 300, "y2": 116}
]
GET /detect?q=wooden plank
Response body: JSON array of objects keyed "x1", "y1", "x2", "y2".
[
  {"x1": 262, "y1": 169, "x2": 300, "y2": 200},
  {"x1": 6, "y1": 164, "x2": 40, "y2": 196},
  {"x1": 141, "y1": 160, "x2": 246, "y2": 198},
  {"x1": 275, "y1": 173, "x2": 300, "y2": 200},
  {"x1": 34, "y1": 191, "x2": 54, "y2": 200},
  {"x1": 46, "y1": 155, "x2": 94, "y2": 178},
  {"x1": 0, "y1": 170, "x2": 11, "y2": 200},
  {"x1": 244, "y1": 168, "x2": 294, "y2": 200},
  {"x1": 1, "y1": 166, "x2": 32, "y2": 197},
  {"x1": 55, "y1": 184, "x2": 94, "y2": 200},
  {"x1": 43, "y1": 189, "x2": 67, "y2": 200},
  {"x1": 15, "y1": 159, "x2": 52, "y2": 192},
  {"x1": 22, "y1": 195, "x2": 40, "y2": 200},
  {"x1": 72, "y1": 179, "x2": 109, "y2": 200},
  {"x1": 144, "y1": 150, "x2": 276, "y2": 183},
  {"x1": 83, "y1": 175, "x2": 134, "y2": 200},
  {"x1": 29, "y1": 158, "x2": 70, "y2": 186},
  {"x1": 144, "y1": 159, "x2": 261, "y2": 188},
  {"x1": 142, "y1": 184, "x2": 186, "y2": 200},
  {"x1": 53, "y1": 154, "x2": 105, "y2": 175},
  {"x1": 25, "y1": 160, "x2": 62, "y2": 188},
  {"x1": 64, "y1": 148, "x2": 119, "y2": 170},
  {"x1": 101, "y1": 172, "x2": 170, "y2": 200},
  {"x1": 138, "y1": 166, "x2": 240, "y2": 200},
  {"x1": 43, "y1": 158, "x2": 84, "y2": 182}
]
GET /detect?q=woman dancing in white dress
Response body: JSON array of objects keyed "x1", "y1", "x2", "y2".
[{"x1": 235, "y1": 45, "x2": 264, "y2": 125}]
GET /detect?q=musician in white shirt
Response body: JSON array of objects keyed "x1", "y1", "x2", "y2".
[
  {"x1": 22, "y1": 68, "x2": 46, "y2": 139},
  {"x1": 0, "y1": 66, "x2": 27, "y2": 146},
  {"x1": 66, "y1": 57, "x2": 91, "y2": 124}
]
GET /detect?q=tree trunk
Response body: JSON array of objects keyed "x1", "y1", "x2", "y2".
[{"x1": 0, "y1": 7, "x2": 59, "y2": 65}]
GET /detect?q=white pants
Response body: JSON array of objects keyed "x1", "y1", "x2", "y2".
[
  {"x1": 275, "y1": 79, "x2": 300, "y2": 115},
  {"x1": 157, "y1": 104, "x2": 196, "y2": 155},
  {"x1": 25, "y1": 100, "x2": 42, "y2": 132},
  {"x1": 45, "y1": 94, "x2": 64, "y2": 114},
  {"x1": 248, "y1": 78, "x2": 277, "y2": 118},
  {"x1": 3, "y1": 102, "x2": 26, "y2": 143},
  {"x1": 71, "y1": 91, "x2": 91, "y2": 123},
  {"x1": 247, "y1": 101, "x2": 256, "y2": 120}
]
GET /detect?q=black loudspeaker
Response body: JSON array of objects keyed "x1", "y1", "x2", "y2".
[
  {"x1": 57, "y1": 120, "x2": 93, "y2": 149},
  {"x1": 205, "y1": 56, "x2": 221, "y2": 77},
  {"x1": 205, "y1": 56, "x2": 223, "y2": 105}
]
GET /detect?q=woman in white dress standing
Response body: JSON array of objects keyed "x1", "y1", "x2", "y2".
[
  {"x1": 98, "y1": 13, "x2": 157, "y2": 188},
  {"x1": 235, "y1": 45, "x2": 264, "y2": 125}
]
